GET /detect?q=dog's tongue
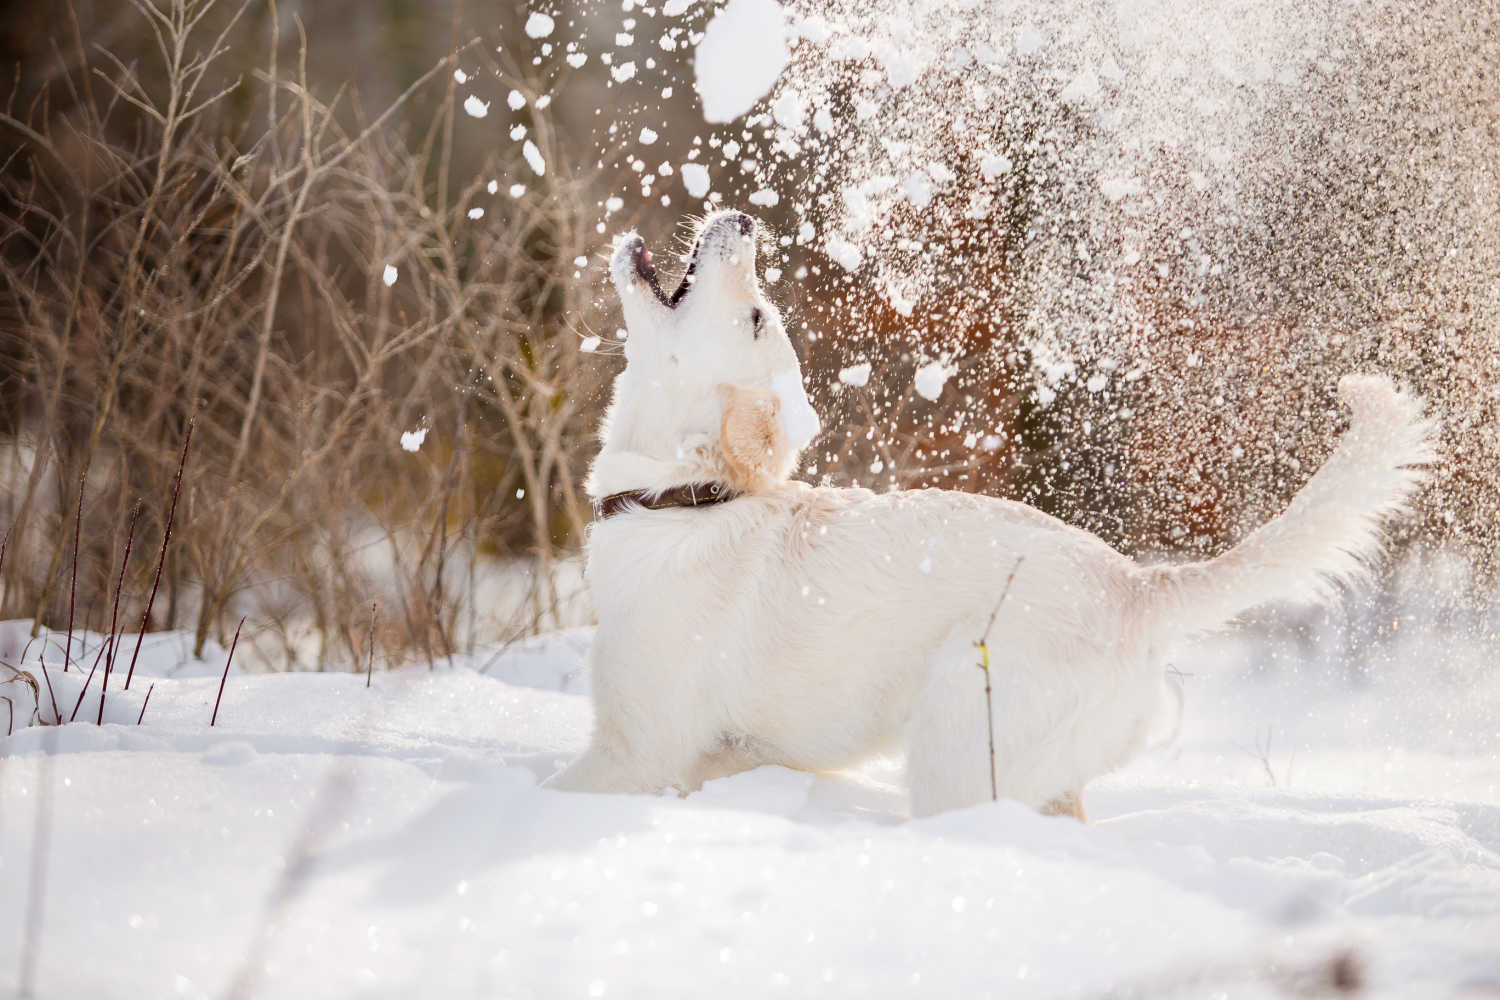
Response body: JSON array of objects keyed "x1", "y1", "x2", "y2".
[{"x1": 768, "y1": 370, "x2": 821, "y2": 450}]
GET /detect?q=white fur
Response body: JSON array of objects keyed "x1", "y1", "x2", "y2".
[{"x1": 553, "y1": 210, "x2": 1435, "y2": 818}]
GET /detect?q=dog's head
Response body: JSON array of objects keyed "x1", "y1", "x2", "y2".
[{"x1": 589, "y1": 210, "x2": 820, "y2": 498}]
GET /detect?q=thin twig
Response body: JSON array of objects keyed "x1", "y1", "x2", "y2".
[
  {"x1": 211, "y1": 617, "x2": 245, "y2": 727},
  {"x1": 126, "y1": 418, "x2": 193, "y2": 691},
  {"x1": 65, "y1": 471, "x2": 84, "y2": 672},
  {"x1": 69, "y1": 630, "x2": 115, "y2": 722},
  {"x1": 229, "y1": 40, "x2": 478, "y2": 480},
  {"x1": 136, "y1": 682, "x2": 155, "y2": 725},
  {"x1": 975, "y1": 557, "x2": 1025, "y2": 803},
  {"x1": 38, "y1": 654, "x2": 61, "y2": 724},
  {"x1": 98, "y1": 502, "x2": 142, "y2": 724},
  {"x1": 68, "y1": 657, "x2": 100, "y2": 723},
  {"x1": 366, "y1": 601, "x2": 376, "y2": 688}
]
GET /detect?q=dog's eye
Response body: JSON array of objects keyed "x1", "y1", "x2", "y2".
[{"x1": 750, "y1": 307, "x2": 763, "y2": 338}]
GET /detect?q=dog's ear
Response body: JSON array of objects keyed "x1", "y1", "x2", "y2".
[{"x1": 718, "y1": 384, "x2": 789, "y2": 492}]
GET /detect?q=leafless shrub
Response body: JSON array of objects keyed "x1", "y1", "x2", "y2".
[{"x1": 0, "y1": 0, "x2": 609, "y2": 668}]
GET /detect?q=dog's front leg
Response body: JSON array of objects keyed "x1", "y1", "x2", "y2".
[
  {"x1": 1040, "y1": 790, "x2": 1089, "y2": 823},
  {"x1": 546, "y1": 744, "x2": 654, "y2": 794},
  {"x1": 546, "y1": 725, "x2": 706, "y2": 796}
]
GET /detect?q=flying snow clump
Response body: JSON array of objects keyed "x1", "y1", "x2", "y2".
[
  {"x1": 522, "y1": 140, "x2": 546, "y2": 176},
  {"x1": 824, "y1": 238, "x2": 863, "y2": 271},
  {"x1": 838, "y1": 363, "x2": 872, "y2": 387},
  {"x1": 462, "y1": 95, "x2": 489, "y2": 118},
  {"x1": 400, "y1": 428, "x2": 428, "y2": 452},
  {"x1": 524, "y1": 11, "x2": 555, "y2": 38},
  {"x1": 694, "y1": 0, "x2": 789, "y2": 123},
  {"x1": 680, "y1": 162, "x2": 711, "y2": 198},
  {"x1": 381, "y1": 264, "x2": 398, "y2": 287},
  {"x1": 914, "y1": 361, "x2": 955, "y2": 401}
]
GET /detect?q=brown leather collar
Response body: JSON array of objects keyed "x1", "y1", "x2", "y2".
[{"x1": 593, "y1": 482, "x2": 737, "y2": 520}]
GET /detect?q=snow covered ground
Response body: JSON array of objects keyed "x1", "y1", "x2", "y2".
[{"x1": 2, "y1": 618, "x2": 1497, "y2": 998}]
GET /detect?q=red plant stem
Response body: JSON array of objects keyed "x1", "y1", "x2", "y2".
[
  {"x1": 69, "y1": 658, "x2": 101, "y2": 722},
  {"x1": 4, "y1": 695, "x2": 12, "y2": 737},
  {"x1": 38, "y1": 653, "x2": 61, "y2": 724},
  {"x1": 126, "y1": 419, "x2": 192, "y2": 691},
  {"x1": 136, "y1": 683, "x2": 155, "y2": 725},
  {"x1": 64, "y1": 473, "x2": 84, "y2": 672},
  {"x1": 98, "y1": 503, "x2": 142, "y2": 725},
  {"x1": 69, "y1": 630, "x2": 114, "y2": 722},
  {"x1": 211, "y1": 617, "x2": 245, "y2": 727}
]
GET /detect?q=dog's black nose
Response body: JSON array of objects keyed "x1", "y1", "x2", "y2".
[{"x1": 735, "y1": 212, "x2": 754, "y2": 236}]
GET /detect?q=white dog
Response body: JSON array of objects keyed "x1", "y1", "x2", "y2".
[{"x1": 551, "y1": 210, "x2": 1433, "y2": 819}]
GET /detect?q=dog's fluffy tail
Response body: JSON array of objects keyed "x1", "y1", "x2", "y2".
[{"x1": 1136, "y1": 375, "x2": 1435, "y2": 640}]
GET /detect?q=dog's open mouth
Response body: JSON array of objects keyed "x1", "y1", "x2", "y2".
[{"x1": 629, "y1": 236, "x2": 698, "y2": 309}]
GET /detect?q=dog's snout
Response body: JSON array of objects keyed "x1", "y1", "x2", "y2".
[{"x1": 735, "y1": 212, "x2": 754, "y2": 236}]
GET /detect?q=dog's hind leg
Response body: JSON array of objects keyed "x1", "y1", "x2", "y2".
[{"x1": 689, "y1": 733, "x2": 767, "y2": 787}]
